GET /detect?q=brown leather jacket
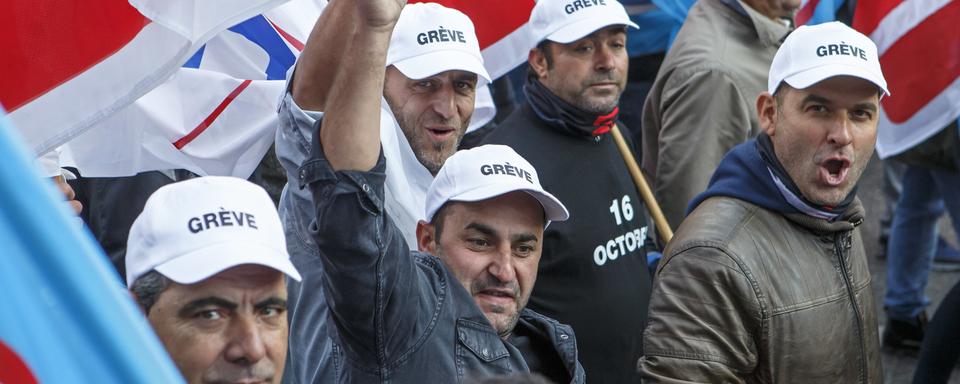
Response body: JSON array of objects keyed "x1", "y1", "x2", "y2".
[{"x1": 638, "y1": 197, "x2": 882, "y2": 383}]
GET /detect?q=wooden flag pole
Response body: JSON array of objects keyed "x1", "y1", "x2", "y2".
[{"x1": 610, "y1": 124, "x2": 673, "y2": 243}]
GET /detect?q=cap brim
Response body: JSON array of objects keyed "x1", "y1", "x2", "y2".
[
  {"x1": 392, "y1": 50, "x2": 492, "y2": 85},
  {"x1": 154, "y1": 242, "x2": 301, "y2": 285},
  {"x1": 783, "y1": 64, "x2": 890, "y2": 96},
  {"x1": 545, "y1": 17, "x2": 638, "y2": 45},
  {"x1": 448, "y1": 183, "x2": 570, "y2": 223}
]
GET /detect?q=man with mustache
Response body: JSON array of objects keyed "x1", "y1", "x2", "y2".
[
  {"x1": 274, "y1": 2, "x2": 492, "y2": 382},
  {"x1": 481, "y1": 0, "x2": 651, "y2": 381},
  {"x1": 297, "y1": 1, "x2": 585, "y2": 381},
  {"x1": 125, "y1": 177, "x2": 302, "y2": 384},
  {"x1": 639, "y1": 22, "x2": 887, "y2": 382}
]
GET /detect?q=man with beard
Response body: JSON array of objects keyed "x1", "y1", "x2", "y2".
[
  {"x1": 274, "y1": 2, "x2": 491, "y2": 382},
  {"x1": 297, "y1": 1, "x2": 584, "y2": 381},
  {"x1": 481, "y1": 0, "x2": 652, "y2": 381},
  {"x1": 125, "y1": 177, "x2": 302, "y2": 384},
  {"x1": 639, "y1": 22, "x2": 887, "y2": 382}
]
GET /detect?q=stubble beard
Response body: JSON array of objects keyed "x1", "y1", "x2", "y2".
[
  {"x1": 387, "y1": 101, "x2": 467, "y2": 176},
  {"x1": 572, "y1": 74, "x2": 622, "y2": 115}
]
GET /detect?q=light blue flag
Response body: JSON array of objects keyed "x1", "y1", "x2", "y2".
[
  {"x1": 803, "y1": 0, "x2": 845, "y2": 26},
  {"x1": 0, "y1": 108, "x2": 183, "y2": 383}
]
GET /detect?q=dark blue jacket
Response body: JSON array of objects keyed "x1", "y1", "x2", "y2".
[{"x1": 297, "y1": 130, "x2": 586, "y2": 383}]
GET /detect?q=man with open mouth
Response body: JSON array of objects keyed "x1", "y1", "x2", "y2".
[{"x1": 639, "y1": 21, "x2": 889, "y2": 383}]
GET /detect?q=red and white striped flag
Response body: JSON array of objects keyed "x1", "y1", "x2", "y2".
[{"x1": 853, "y1": 0, "x2": 960, "y2": 158}]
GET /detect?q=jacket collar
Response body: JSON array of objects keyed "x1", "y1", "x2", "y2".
[
  {"x1": 783, "y1": 198, "x2": 865, "y2": 235},
  {"x1": 720, "y1": 0, "x2": 793, "y2": 48}
]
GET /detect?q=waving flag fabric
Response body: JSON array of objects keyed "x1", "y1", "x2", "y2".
[
  {"x1": 1, "y1": 0, "x2": 287, "y2": 156},
  {"x1": 62, "y1": 0, "x2": 523, "y2": 178},
  {"x1": 0, "y1": 109, "x2": 184, "y2": 383},
  {"x1": 63, "y1": 0, "x2": 325, "y2": 178},
  {"x1": 853, "y1": 0, "x2": 960, "y2": 158}
]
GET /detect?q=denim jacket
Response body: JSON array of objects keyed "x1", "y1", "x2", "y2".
[
  {"x1": 275, "y1": 90, "x2": 339, "y2": 384},
  {"x1": 298, "y1": 127, "x2": 586, "y2": 383}
]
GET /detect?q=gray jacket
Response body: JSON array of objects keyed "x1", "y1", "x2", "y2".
[
  {"x1": 641, "y1": 0, "x2": 792, "y2": 232},
  {"x1": 298, "y1": 133, "x2": 586, "y2": 383},
  {"x1": 639, "y1": 197, "x2": 882, "y2": 383}
]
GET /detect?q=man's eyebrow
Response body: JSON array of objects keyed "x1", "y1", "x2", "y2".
[
  {"x1": 465, "y1": 222, "x2": 498, "y2": 238},
  {"x1": 854, "y1": 102, "x2": 878, "y2": 112},
  {"x1": 453, "y1": 72, "x2": 479, "y2": 84},
  {"x1": 512, "y1": 233, "x2": 539, "y2": 243},
  {"x1": 254, "y1": 297, "x2": 288, "y2": 310},
  {"x1": 178, "y1": 296, "x2": 237, "y2": 317},
  {"x1": 801, "y1": 94, "x2": 832, "y2": 105}
]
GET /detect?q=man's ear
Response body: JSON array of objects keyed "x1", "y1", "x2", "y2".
[
  {"x1": 757, "y1": 92, "x2": 778, "y2": 136},
  {"x1": 416, "y1": 220, "x2": 437, "y2": 254},
  {"x1": 528, "y1": 48, "x2": 549, "y2": 80}
]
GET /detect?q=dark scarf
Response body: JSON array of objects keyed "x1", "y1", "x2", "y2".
[
  {"x1": 687, "y1": 136, "x2": 856, "y2": 221},
  {"x1": 524, "y1": 78, "x2": 618, "y2": 138}
]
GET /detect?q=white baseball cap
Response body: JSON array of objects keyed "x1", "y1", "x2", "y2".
[
  {"x1": 125, "y1": 176, "x2": 301, "y2": 287},
  {"x1": 424, "y1": 145, "x2": 569, "y2": 225},
  {"x1": 387, "y1": 3, "x2": 491, "y2": 84},
  {"x1": 528, "y1": 0, "x2": 638, "y2": 48},
  {"x1": 768, "y1": 21, "x2": 889, "y2": 96}
]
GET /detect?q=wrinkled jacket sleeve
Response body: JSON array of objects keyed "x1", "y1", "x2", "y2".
[
  {"x1": 639, "y1": 244, "x2": 762, "y2": 383},
  {"x1": 652, "y1": 68, "x2": 754, "y2": 229},
  {"x1": 299, "y1": 119, "x2": 430, "y2": 367}
]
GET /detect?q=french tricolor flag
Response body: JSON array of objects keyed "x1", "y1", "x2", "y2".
[
  {"x1": 60, "y1": 0, "x2": 531, "y2": 179},
  {"x1": 61, "y1": 0, "x2": 326, "y2": 178},
  {"x1": 1, "y1": 0, "x2": 288, "y2": 156}
]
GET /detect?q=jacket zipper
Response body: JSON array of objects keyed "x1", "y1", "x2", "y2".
[{"x1": 835, "y1": 231, "x2": 867, "y2": 383}]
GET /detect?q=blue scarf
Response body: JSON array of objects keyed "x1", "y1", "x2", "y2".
[{"x1": 686, "y1": 135, "x2": 856, "y2": 221}]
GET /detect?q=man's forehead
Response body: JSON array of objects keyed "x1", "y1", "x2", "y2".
[
  {"x1": 782, "y1": 76, "x2": 883, "y2": 101},
  {"x1": 558, "y1": 25, "x2": 627, "y2": 44},
  {"x1": 387, "y1": 65, "x2": 479, "y2": 81},
  {"x1": 447, "y1": 193, "x2": 547, "y2": 227}
]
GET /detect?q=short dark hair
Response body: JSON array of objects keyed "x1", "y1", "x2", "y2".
[
  {"x1": 431, "y1": 202, "x2": 454, "y2": 241},
  {"x1": 130, "y1": 270, "x2": 170, "y2": 315},
  {"x1": 526, "y1": 40, "x2": 555, "y2": 82}
]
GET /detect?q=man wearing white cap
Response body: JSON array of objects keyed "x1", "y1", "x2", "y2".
[
  {"x1": 295, "y1": 0, "x2": 584, "y2": 381},
  {"x1": 274, "y1": 2, "x2": 493, "y2": 382},
  {"x1": 639, "y1": 22, "x2": 887, "y2": 382},
  {"x1": 482, "y1": 0, "x2": 651, "y2": 381},
  {"x1": 125, "y1": 176, "x2": 302, "y2": 384},
  {"x1": 642, "y1": 0, "x2": 797, "y2": 235}
]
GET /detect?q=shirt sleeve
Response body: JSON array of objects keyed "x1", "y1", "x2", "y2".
[
  {"x1": 651, "y1": 68, "x2": 754, "y2": 230},
  {"x1": 299, "y1": 118, "x2": 435, "y2": 366},
  {"x1": 638, "y1": 245, "x2": 762, "y2": 383}
]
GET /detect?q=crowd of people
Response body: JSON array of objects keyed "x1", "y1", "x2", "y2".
[{"x1": 41, "y1": 0, "x2": 960, "y2": 382}]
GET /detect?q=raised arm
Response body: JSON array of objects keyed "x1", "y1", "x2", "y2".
[
  {"x1": 290, "y1": 0, "x2": 353, "y2": 111},
  {"x1": 313, "y1": 0, "x2": 403, "y2": 172}
]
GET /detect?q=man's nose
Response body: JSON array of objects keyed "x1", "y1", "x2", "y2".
[
  {"x1": 223, "y1": 316, "x2": 267, "y2": 365},
  {"x1": 594, "y1": 45, "x2": 616, "y2": 71},
  {"x1": 487, "y1": 246, "x2": 517, "y2": 284},
  {"x1": 827, "y1": 114, "x2": 854, "y2": 147},
  {"x1": 431, "y1": 85, "x2": 457, "y2": 120}
]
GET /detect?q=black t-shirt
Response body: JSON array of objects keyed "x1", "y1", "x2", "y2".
[{"x1": 484, "y1": 104, "x2": 653, "y2": 383}]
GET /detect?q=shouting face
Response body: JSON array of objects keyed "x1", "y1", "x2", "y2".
[{"x1": 760, "y1": 76, "x2": 881, "y2": 206}]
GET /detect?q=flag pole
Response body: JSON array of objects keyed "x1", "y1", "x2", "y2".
[{"x1": 610, "y1": 124, "x2": 673, "y2": 243}]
